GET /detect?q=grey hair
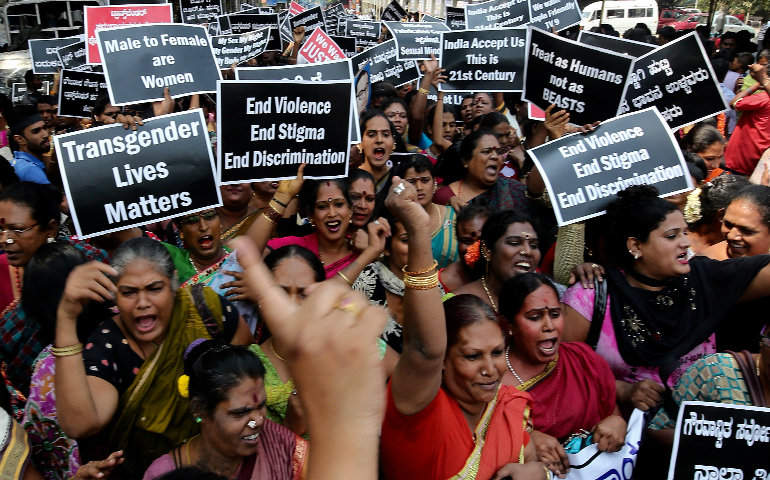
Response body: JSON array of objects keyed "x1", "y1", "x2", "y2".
[{"x1": 110, "y1": 237, "x2": 178, "y2": 289}]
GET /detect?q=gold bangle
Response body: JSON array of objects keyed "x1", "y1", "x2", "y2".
[
  {"x1": 337, "y1": 271, "x2": 354, "y2": 286},
  {"x1": 403, "y1": 271, "x2": 439, "y2": 290},
  {"x1": 262, "y1": 204, "x2": 282, "y2": 224},
  {"x1": 542, "y1": 465, "x2": 552, "y2": 479},
  {"x1": 52, "y1": 343, "x2": 84, "y2": 357},
  {"x1": 418, "y1": 87, "x2": 429, "y2": 96},
  {"x1": 763, "y1": 80, "x2": 770, "y2": 89},
  {"x1": 402, "y1": 259, "x2": 438, "y2": 276}
]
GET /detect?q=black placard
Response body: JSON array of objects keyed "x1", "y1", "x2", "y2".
[
  {"x1": 465, "y1": 0, "x2": 529, "y2": 30},
  {"x1": 421, "y1": 14, "x2": 441, "y2": 22},
  {"x1": 330, "y1": 35, "x2": 356, "y2": 57},
  {"x1": 211, "y1": 28, "x2": 270, "y2": 69},
  {"x1": 577, "y1": 30, "x2": 656, "y2": 58},
  {"x1": 620, "y1": 32, "x2": 728, "y2": 130},
  {"x1": 280, "y1": 14, "x2": 293, "y2": 43},
  {"x1": 523, "y1": 28, "x2": 634, "y2": 126},
  {"x1": 217, "y1": 14, "x2": 232, "y2": 34},
  {"x1": 528, "y1": 107, "x2": 690, "y2": 226},
  {"x1": 57, "y1": 70, "x2": 108, "y2": 118},
  {"x1": 668, "y1": 401, "x2": 770, "y2": 480},
  {"x1": 179, "y1": 0, "x2": 222, "y2": 24},
  {"x1": 346, "y1": 19, "x2": 379, "y2": 48},
  {"x1": 290, "y1": 5, "x2": 325, "y2": 37},
  {"x1": 383, "y1": 21, "x2": 450, "y2": 60},
  {"x1": 440, "y1": 27, "x2": 526, "y2": 92},
  {"x1": 28, "y1": 36, "x2": 82, "y2": 74},
  {"x1": 324, "y1": 2, "x2": 344, "y2": 34},
  {"x1": 352, "y1": 39, "x2": 420, "y2": 87},
  {"x1": 381, "y1": 0, "x2": 406, "y2": 21},
  {"x1": 217, "y1": 80, "x2": 352, "y2": 183},
  {"x1": 446, "y1": 6, "x2": 466, "y2": 30},
  {"x1": 57, "y1": 41, "x2": 98, "y2": 72},
  {"x1": 54, "y1": 109, "x2": 221, "y2": 238},
  {"x1": 11, "y1": 82, "x2": 51, "y2": 103},
  {"x1": 426, "y1": 86, "x2": 467, "y2": 106},
  {"x1": 96, "y1": 23, "x2": 221, "y2": 106},
  {"x1": 527, "y1": 0, "x2": 580, "y2": 32},
  {"x1": 221, "y1": 13, "x2": 282, "y2": 50}
]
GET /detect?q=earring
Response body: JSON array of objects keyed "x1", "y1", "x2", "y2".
[
  {"x1": 46, "y1": 237, "x2": 55, "y2": 244},
  {"x1": 356, "y1": 143, "x2": 363, "y2": 153},
  {"x1": 634, "y1": 253, "x2": 640, "y2": 260},
  {"x1": 508, "y1": 330, "x2": 513, "y2": 335},
  {"x1": 195, "y1": 417, "x2": 202, "y2": 423}
]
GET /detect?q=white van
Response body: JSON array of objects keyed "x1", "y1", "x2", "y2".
[{"x1": 580, "y1": 0, "x2": 659, "y2": 33}]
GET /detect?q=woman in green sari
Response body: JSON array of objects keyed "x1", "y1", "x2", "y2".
[{"x1": 54, "y1": 238, "x2": 253, "y2": 477}]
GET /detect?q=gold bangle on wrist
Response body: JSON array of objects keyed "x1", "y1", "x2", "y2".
[
  {"x1": 338, "y1": 271, "x2": 354, "y2": 286},
  {"x1": 418, "y1": 87, "x2": 429, "y2": 96},
  {"x1": 52, "y1": 343, "x2": 84, "y2": 357},
  {"x1": 403, "y1": 271, "x2": 439, "y2": 290},
  {"x1": 402, "y1": 259, "x2": 438, "y2": 276},
  {"x1": 262, "y1": 204, "x2": 282, "y2": 224},
  {"x1": 542, "y1": 465, "x2": 552, "y2": 479}
]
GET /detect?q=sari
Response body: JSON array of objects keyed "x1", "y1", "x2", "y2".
[
  {"x1": 221, "y1": 210, "x2": 261, "y2": 241},
  {"x1": 249, "y1": 345, "x2": 295, "y2": 426},
  {"x1": 267, "y1": 233, "x2": 358, "y2": 279},
  {"x1": 381, "y1": 382, "x2": 532, "y2": 480},
  {"x1": 110, "y1": 285, "x2": 224, "y2": 477},
  {"x1": 431, "y1": 206, "x2": 458, "y2": 269},
  {"x1": 164, "y1": 244, "x2": 233, "y2": 286},
  {"x1": 0, "y1": 407, "x2": 32, "y2": 479}
]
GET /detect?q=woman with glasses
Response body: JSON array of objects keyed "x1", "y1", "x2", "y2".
[{"x1": 164, "y1": 209, "x2": 231, "y2": 287}]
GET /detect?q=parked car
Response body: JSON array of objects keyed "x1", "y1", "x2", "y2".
[
  {"x1": 580, "y1": 0, "x2": 659, "y2": 33},
  {"x1": 670, "y1": 12, "x2": 706, "y2": 30},
  {"x1": 697, "y1": 14, "x2": 756, "y2": 37},
  {"x1": 658, "y1": 9, "x2": 685, "y2": 30}
]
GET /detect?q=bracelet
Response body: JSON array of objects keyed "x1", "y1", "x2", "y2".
[
  {"x1": 403, "y1": 271, "x2": 439, "y2": 290},
  {"x1": 271, "y1": 197, "x2": 288, "y2": 208},
  {"x1": 542, "y1": 465, "x2": 552, "y2": 479},
  {"x1": 262, "y1": 204, "x2": 282, "y2": 224},
  {"x1": 763, "y1": 80, "x2": 770, "y2": 89},
  {"x1": 52, "y1": 343, "x2": 84, "y2": 357},
  {"x1": 402, "y1": 259, "x2": 438, "y2": 276},
  {"x1": 418, "y1": 87, "x2": 429, "y2": 96},
  {"x1": 337, "y1": 271, "x2": 354, "y2": 286}
]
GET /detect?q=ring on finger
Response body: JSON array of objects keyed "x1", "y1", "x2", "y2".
[
  {"x1": 373, "y1": 219, "x2": 380, "y2": 225},
  {"x1": 336, "y1": 297, "x2": 362, "y2": 317},
  {"x1": 591, "y1": 263, "x2": 599, "y2": 269},
  {"x1": 393, "y1": 182, "x2": 406, "y2": 194}
]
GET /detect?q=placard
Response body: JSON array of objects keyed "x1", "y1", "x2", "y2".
[
  {"x1": 669, "y1": 401, "x2": 770, "y2": 480},
  {"x1": 28, "y1": 36, "x2": 82, "y2": 73},
  {"x1": 221, "y1": 13, "x2": 282, "y2": 51},
  {"x1": 352, "y1": 39, "x2": 420, "y2": 87},
  {"x1": 577, "y1": 30, "x2": 656, "y2": 58},
  {"x1": 54, "y1": 109, "x2": 221, "y2": 238},
  {"x1": 323, "y1": 2, "x2": 345, "y2": 34},
  {"x1": 179, "y1": 0, "x2": 222, "y2": 24},
  {"x1": 346, "y1": 19, "x2": 379, "y2": 48},
  {"x1": 446, "y1": 6, "x2": 466, "y2": 30},
  {"x1": 290, "y1": 5, "x2": 325, "y2": 37},
  {"x1": 290, "y1": 0, "x2": 305, "y2": 15},
  {"x1": 57, "y1": 70, "x2": 108, "y2": 118},
  {"x1": 11, "y1": 82, "x2": 51, "y2": 104},
  {"x1": 426, "y1": 86, "x2": 466, "y2": 106},
  {"x1": 236, "y1": 59, "x2": 361, "y2": 143},
  {"x1": 383, "y1": 21, "x2": 450, "y2": 60},
  {"x1": 522, "y1": 28, "x2": 634, "y2": 126},
  {"x1": 280, "y1": 14, "x2": 293, "y2": 43},
  {"x1": 298, "y1": 28, "x2": 345, "y2": 63},
  {"x1": 85, "y1": 5, "x2": 173, "y2": 64},
  {"x1": 465, "y1": 0, "x2": 529, "y2": 30},
  {"x1": 240, "y1": 3, "x2": 258, "y2": 10},
  {"x1": 381, "y1": 0, "x2": 407, "y2": 21},
  {"x1": 527, "y1": 0, "x2": 580, "y2": 32},
  {"x1": 97, "y1": 23, "x2": 221, "y2": 105},
  {"x1": 217, "y1": 80, "x2": 353, "y2": 183},
  {"x1": 620, "y1": 32, "x2": 728, "y2": 130},
  {"x1": 421, "y1": 14, "x2": 441, "y2": 22},
  {"x1": 528, "y1": 107, "x2": 691, "y2": 226},
  {"x1": 330, "y1": 35, "x2": 356, "y2": 57},
  {"x1": 108, "y1": 0, "x2": 167, "y2": 5},
  {"x1": 57, "y1": 41, "x2": 97, "y2": 72},
  {"x1": 439, "y1": 27, "x2": 526, "y2": 92},
  {"x1": 211, "y1": 28, "x2": 270, "y2": 69}
]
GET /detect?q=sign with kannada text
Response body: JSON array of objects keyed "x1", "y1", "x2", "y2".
[
  {"x1": 352, "y1": 39, "x2": 420, "y2": 87},
  {"x1": 28, "y1": 36, "x2": 82, "y2": 73},
  {"x1": 85, "y1": 4, "x2": 173, "y2": 64},
  {"x1": 383, "y1": 21, "x2": 450, "y2": 60},
  {"x1": 57, "y1": 70, "x2": 108, "y2": 118}
]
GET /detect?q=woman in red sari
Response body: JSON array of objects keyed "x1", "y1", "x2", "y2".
[
  {"x1": 380, "y1": 177, "x2": 547, "y2": 480},
  {"x1": 499, "y1": 272, "x2": 626, "y2": 477}
]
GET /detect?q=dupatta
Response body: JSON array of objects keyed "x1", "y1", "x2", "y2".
[{"x1": 110, "y1": 286, "x2": 223, "y2": 477}]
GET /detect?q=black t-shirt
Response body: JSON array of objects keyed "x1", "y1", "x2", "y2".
[{"x1": 82, "y1": 295, "x2": 239, "y2": 395}]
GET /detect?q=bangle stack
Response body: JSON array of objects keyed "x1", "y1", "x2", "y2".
[
  {"x1": 418, "y1": 87, "x2": 430, "y2": 96},
  {"x1": 402, "y1": 259, "x2": 439, "y2": 290},
  {"x1": 262, "y1": 204, "x2": 282, "y2": 224},
  {"x1": 52, "y1": 343, "x2": 83, "y2": 357}
]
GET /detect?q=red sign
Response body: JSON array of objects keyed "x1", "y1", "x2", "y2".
[
  {"x1": 298, "y1": 28, "x2": 345, "y2": 64},
  {"x1": 289, "y1": 1, "x2": 305, "y2": 15},
  {"x1": 84, "y1": 5, "x2": 173, "y2": 64}
]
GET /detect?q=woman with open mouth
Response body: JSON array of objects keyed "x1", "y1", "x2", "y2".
[
  {"x1": 54, "y1": 238, "x2": 253, "y2": 477},
  {"x1": 164, "y1": 209, "x2": 232, "y2": 287},
  {"x1": 357, "y1": 110, "x2": 398, "y2": 219},
  {"x1": 143, "y1": 339, "x2": 307, "y2": 480},
  {"x1": 499, "y1": 273, "x2": 626, "y2": 478}
]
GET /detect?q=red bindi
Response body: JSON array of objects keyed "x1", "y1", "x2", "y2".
[
  {"x1": 362, "y1": 191, "x2": 368, "y2": 196},
  {"x1": 327, "y1": 181, "x2": 331, "y2": 187}
]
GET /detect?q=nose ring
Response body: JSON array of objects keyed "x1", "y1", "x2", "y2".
[{"x1": 247, "y1": 417, "x2": 262, "y2": 429}]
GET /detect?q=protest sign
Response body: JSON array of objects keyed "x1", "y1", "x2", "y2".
[
  {"x1": 465, "y1": 0, "x2": 529, "y2": 30},
  {"x1": 211, "y1": 28, "x2": 270, "y2": 69},
  {"x1": 108, "y1": 0, "x2": 167, "y2": 4},
  {"x1": 179, "y1": 0, "x2": 222, "y2": 24},
  {"x1": 324, "y1": 2, "x2": 345, "y2": 33},
  {"x1": 446, "y1": 6, "x2": 466, "y2": 30},
  {"x1": 352, "y1": 39, "x2": 420, "y2": 87},
  {"x1": 383, "y1": 21, "x2": 450, "y2": 61},
  {"x1": 527, "y1": 0, "x2": 580, "y2": 32},
  {"x1": 57, "y1": 41, "x2": 97, "y2": 72},
  {"x1": 54, "y1": 109, "x2": 221, "y2": 238},
  {"x1": 528, "y1": 102, "x2": 546, "y2": 120},
  {"x1": 85, "y1": 5, "x2": 173, "y2": 64},
  {"x1": 528, "y1": 107, "x2": 690, "y2": 226},
  {"x1": 381, "y1": 0, "x2": 407, "y2": 21},
  {"x1": 522, "y1": 28, "x2": 634, "y2": 126},
  {"x1": 97, "y1": 23, "x2": 221, "y2": 105},
  {"x1": 217, "y1": 80, "x2": 353, "y2": 183},
  {"x1": 439, "y1": 27, "x2": 526, "y2": 92},
  {"x1": 421, "y1": 14, "x2": 441, "y2": 22},
  {"x1": 11, "y1": 82, "x2": 51, "y2": 104},
  {"x1": 668, "y1": 401, "x2": 770, "y2": 480},
  {"x1": 218, "y1": 14, "x2": 232, "y2": 34},
  {"x1": 298, "y1": 28, "x2": 346, "y2": 63},
  {"x1": 240, "y1": 3, "x2": 258, "y2": 10},
  {"x1": 57, "y1": 70, "x2": 108, "y2": 118},
  {"x1": 28, "y1": 36, "x2": 82, "y2": 74},
  {"x1": 330, "y1": 35, "x2": 356, "y2": 57},
  {"x1": 290, "y1": 0, "x2": 305, "y2": 15},
  {"x1": 577, "y1": 30, "x2": 656, "y2": 58},
  {"x1": 221, "y1": 13, "x2": 282, "y2": 50},
  {"x1": 290, "y1": 6, "x2": 325, "y2": 37},
  {"x1": 236, "y1": 58, "x2": 361, "y2": 143},
  {"x1": 346, "y1": 19, "x2": 379, "y2": 48},
  {"x1": 280, "y1": 14, "x2": 293, "y2": 43},
  {"x1": 620, "y1": 31, "x2": 728, "y2": 130},
  {"x1": 257, "y1": 7, "x2": 275, "y2": 13},
  {"x1": 426, "y1": 86, "x2": 466, "y2": 106}
]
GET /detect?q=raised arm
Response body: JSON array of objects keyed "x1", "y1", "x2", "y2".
[
  {"x1": 409, "y1": 55, "x2": 440, "y2": 145},
  {"x1": 387, "y1": 177, "x2": 447, "y2": 415},
  {"x1": 430, "y1": 91, "x2": 453, "y2": 155},
  {"x1": 739, "y1": 261, "x2": 770, "y2": 302},
  {"x1": 243, "y1": 164, "x2": 305, "y2": 252}
]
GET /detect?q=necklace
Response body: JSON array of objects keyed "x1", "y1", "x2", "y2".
[
  {"x1": 505, "y1": 345, "x2": 524, "y2": 385},
  {"x1": 457, "y1": 178, "x2": 463, "y2": 200},
  {"x1": 12, "y1": 266, "x2": 21, "y2": 298},
  {"x1": 481, "y1": 276, "x2": 497, "y2": 311},
  {"x1": 757, "y1": 354, "x2": 761, "y2": 377},
  {"x1": 431, "y1": 204, "x2": 442, "y2": 234},
  {"x1": 270, "y1": 341, "x2": 287, "y2": 362}
]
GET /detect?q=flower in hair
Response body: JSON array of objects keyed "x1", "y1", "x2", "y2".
[
  {"x1": 178, "y1": 375, "x2": 190, "y2": 398},
  {"x1": 465, "y1": 240, "x2": 481, "y2": 267},
  {"x1": 683, "y1": 188, "x2": 703, "y2": 225},
  {"x1": 184, "y1": 338, "x2": 208, "y2": 360}
]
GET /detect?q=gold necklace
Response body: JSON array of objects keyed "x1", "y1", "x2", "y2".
[
  {"x1": 481, "y1": 276, "x2": 497, "y2": 311},
  {"x1": 270, "y1": 341, "x2": 287, "y2": 362},
  {"x1": 757, "y1": 354, "x2": 761, "y2": 377}
]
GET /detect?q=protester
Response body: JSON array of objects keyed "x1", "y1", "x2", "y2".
[
  {"x1": 217, "y1": 184, "x2": 260, "y2": 241},
  {"x1": 6, "y1": 105, "x2": 51, "y2": 184},
  {"x1": 725, "y1": 62, "x2": 770, "y2": 175},
  {"x1": 357, "y1": 110, "x2": 398, "y2": 214},
  {"x1": 683, "y1": 174, "x2": 751, "y2": 253},
  {"x1": 35, "y1": 96, "x2": 56, "y2": 132},
  {"x1": 347, "y1": 169, "x2": 377, "y2": 238},
  {"x1": 683, "y1": 123, "x2": 728, "y2": 181},
  {"x1": 19, "y1": 70, "x2": 44, "y2": 106},
  {"x1": 424, "y1": 94, "x2": 459, "y2": 161},
  {"x1": 438, "y1": 202, "x2": 492, "y2": 292}
]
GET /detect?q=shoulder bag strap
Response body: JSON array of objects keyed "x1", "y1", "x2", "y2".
[
  {"x1": 586, "y1": 277, "x2": 607, "y2": 350},
  {"x1": 728, "y1": 350, "x2": 766, "y2": 408}
]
